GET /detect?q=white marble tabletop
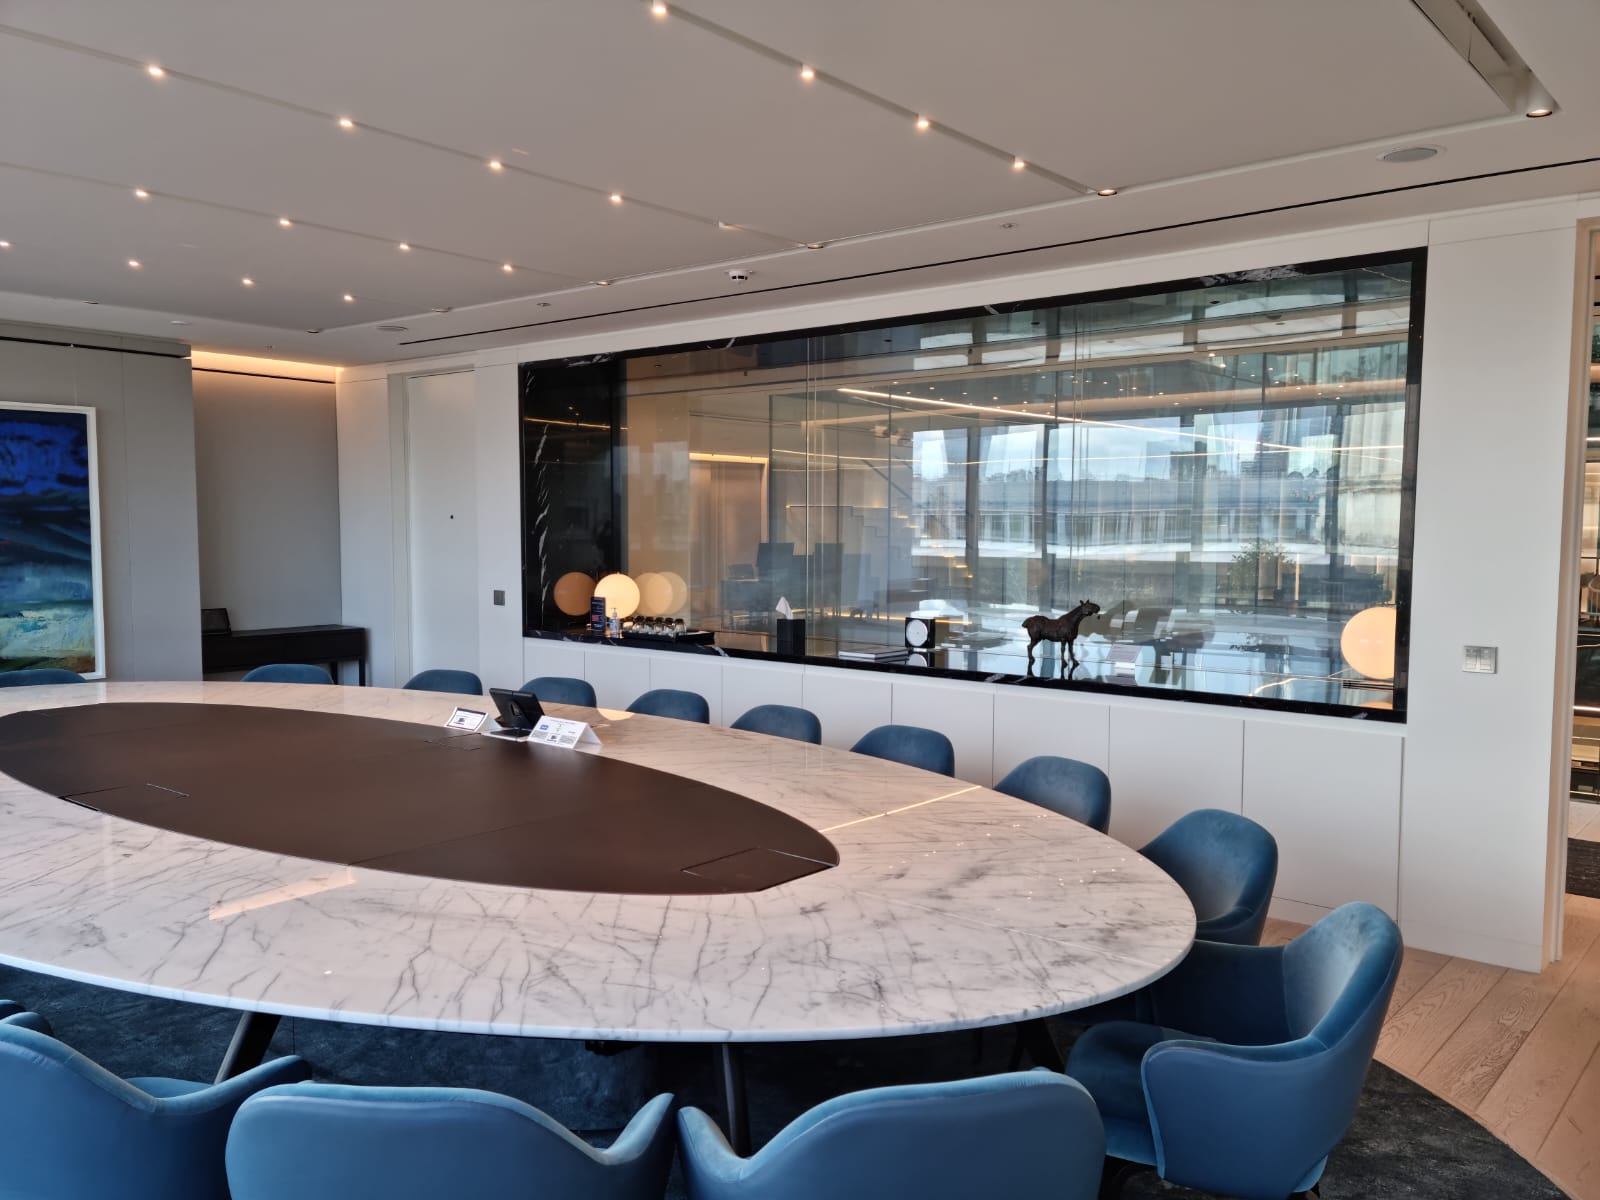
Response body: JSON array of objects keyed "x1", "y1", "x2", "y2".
[{"x1": 0, "y1": 681, "x2": 1194, "y2": 1042}]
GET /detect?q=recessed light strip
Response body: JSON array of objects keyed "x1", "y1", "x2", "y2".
[{"x1": 652, "y1": 7, "x2": 1093, "y2": 191}]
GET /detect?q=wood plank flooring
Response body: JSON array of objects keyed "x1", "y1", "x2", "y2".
[{"x1": 1265, "y1": 892, "x2": 1600, "y2": 1199}]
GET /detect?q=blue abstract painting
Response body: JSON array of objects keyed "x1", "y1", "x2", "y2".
[{"x1": 0, "y1": 404, "x2": 102, "y2": 676}]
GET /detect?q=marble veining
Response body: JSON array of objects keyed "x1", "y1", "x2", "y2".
[{"x1": 0, "y1": 682, "x2": 1194, "y2": 1041}]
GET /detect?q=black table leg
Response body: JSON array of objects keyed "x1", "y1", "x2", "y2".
[
  {"x1": 1016, "y1": 1017, "x2": 1064, "y2": 1073},
  {"x1": 359, "y1": 656, "x2": 367, "y2": 687},
  {"x1": 215, "y1": 1011, "x2": 281, "y2": 1083},
  {"x1": 718, "y1": 1043, "x2": 750, "y2": 1155}
]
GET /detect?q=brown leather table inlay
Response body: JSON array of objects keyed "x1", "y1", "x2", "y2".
[{"x1": 0, "y1": 703, "x2": 838, "y2": 895}]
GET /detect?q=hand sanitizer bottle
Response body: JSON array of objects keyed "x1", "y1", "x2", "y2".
[{"x1": 609, "y1": 606, "x2": 621, "y2": 637}]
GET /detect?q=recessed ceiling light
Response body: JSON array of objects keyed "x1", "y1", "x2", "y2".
[
  {"x1": 398, "y1": 242, "x2": 411, "y2": 252},
  {"x1": 1095, "y1": 187, "x2": 1119, "y2": 196},
  {"x1": 338, "y1": 116, "x2": 355, "y2": 129},
  {"x1": 1526, "y1": 107, "x2": 1553, "y2": 118},
  {"x1": 0, "y1": 240, "x2": 10, "y2": 249},
  {"x1": 83, "y1": 300, "x2": 99, "y2": 305},
  {"x1": 717, "y1": 221, "x2": 731, "y2": 230},
  {"x1": 488, "y1": 158, "x2": 504, "y2": 171},
  {"x1": 241, "y1": 277, "x2": 254, "y2": 286},
  {"x1": 342, "y1": 293, "x2": 354, "y2": 302},
  {"x1": 536, "y1": 301, "x2": 552, "y2": 308},
  {"x1": 799, "y1": 65, "x2": 815, "y2": 81},
  {"x1": 651, "y1": 1, "x2": 668, "y2": 14},
  {"x1": 146, "y1": 64, "x2": 165, "y2": 78},
  {"x1": 502, "y1": 262, "x2": 514, "y2": 273},
  {"x1": 377, "y1": 324, "x2": 409, "y2": 333},
  {"x1": 278, "y1": 217, "x2": 293, "y2": 228},
  {"x1": 305, "y1": 328, "x2": 322, "y2": 334},
  {"x1": 431, "y1": 306, "x2": 453, "y2": 313},
  {"x1": 1379, "y1": 145, "x2": 1439, "y2": 164},
  {"x1": 1012, "y1": 157, "x2": 1027, "y2": 171},
  {"x1": 169, "y1": 319, "x2": 189, "y2": 325},
  {"x1": 134, "y1": 188, "x2": 150, "y2": 199},
  {"x1": 609, "y1": 193, "x2": 623, "y2": 204},
  {"x1": 915, "y1": 116, "x2": 931, "y2": 131},
  {"x1": 593, "y1": 279, "x2": 612, "y2": 286},
  {"x1": 127, "y1": 259, "x2": 141, "y2": 269},
  {"x1": 804, "y1": 242, "x2": 825, "y2": 249}
]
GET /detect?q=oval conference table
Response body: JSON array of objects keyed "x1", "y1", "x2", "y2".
[{"x1": 0, "y1": 681, "x2": 1194, "y2": 1149}]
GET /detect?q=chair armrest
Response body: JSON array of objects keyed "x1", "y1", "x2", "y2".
[
  {"x1": 1142, "y1": 1038, "x2": 1341, "y2": 1198},
  {"x1": 163, "y1": 1055, "x2": 310, "y2": 1116},
  {"x1": 677, "y1": 1105, "x2": 747, "y2": 1192},
  {"x1": 1145, "y1": 940, "x2": 1291, "y2": 1043},
  {"x1": 604, "y1": 1092, "x2": 675, "y2": 1166},
  {"x1": 0, "y1": 1010, "x2": 53, "y2": 1035}
]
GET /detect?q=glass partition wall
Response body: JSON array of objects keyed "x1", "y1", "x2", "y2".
[{"x1": 523, "y1": 250, "x2": 1423, "y2": 717}]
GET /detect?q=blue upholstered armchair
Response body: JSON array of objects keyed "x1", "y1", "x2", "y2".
[
  {"x1": 1066, "y1": 902, "x2": 1403, "y2": 1200},
  {"x1": 225, "y1": 1084, "x2": 675, "y2": 1200},
  {"x1": 241, "y1": 663, "x2": 334, "y2": 685},
  {"x1": 1141, "y1": 808, "x2": 1279, "y2": 945},
  {"x1": 403, "y1": 668, "x2": 484, "y2": 695},
  {"x1": 0, "y1": 1012, "x2": 309, "y2": 1200},
  {"x1": 848, "y1": 724, "x2": 955, "y2": 776},
  {"x1": 993, "y1": 755, "x2": 1111, "y2": 832},
  {"x1": 677, "y1": 1072, "x2": 1104, "y2": 1200},
  {"x1": 0, "y1": 668, "x2": 86, "y2": 687},
  {"x1": 521, "y1": 675, "x2": 598, "y2": 707},
  {"x1": 628, "y1": 688, "x2": 711, "y2": 723},
  {"x1": 730, "y1": 703, "x2": 822, "y2": 744}
]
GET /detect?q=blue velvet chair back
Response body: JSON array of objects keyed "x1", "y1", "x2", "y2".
[
  {"x1": 994, "y1": 756, "x2": 1111, "y2": 832},
  {"x1": 730, "y1": 703, "x2": 822, "y2": 744},
  {"x1": 677, "y1": 1072, "x2": 1103, "y2": 1200},
  {"x1": 0, "y1": 667, "x2": 86, "y2": 687},
  {"x1": 403, "y1": 668, "x2": 484, "y2": 695},
  {"x1": 0, "y1": 1015, "x2": 307, "y2": 1200},
  {"x1": 225, "y1": 1084, "x2": 675, "y2": 1200},
  {"x1": 241, "y1": 663, "x2": 334, "y2": 685},
  {"x1": 1140, "y1": 809, "x2": 1278, "y2": 944},
  {"x1": 521, "y1": 676, "x2": 598, "y2": 707},
  {"x1": 849, "y1": 724, "x2": 955, "y2": 776},
  {"x1": 627, "y1": 688, "x2": 710, "y2": 723}
]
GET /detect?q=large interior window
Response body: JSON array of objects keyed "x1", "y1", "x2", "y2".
[{"x1": 522, "y1": 250, "x2": 1423, "y2": 718}]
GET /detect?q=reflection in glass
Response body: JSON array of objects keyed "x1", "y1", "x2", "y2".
[{"x1": 523, "y1": 253, "x2": 1423, "y2": 715}]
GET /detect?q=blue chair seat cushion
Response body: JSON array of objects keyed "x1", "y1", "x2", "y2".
[{"x1": 1067, "y1": 1021, "x2": 1212, "y2": 1166}]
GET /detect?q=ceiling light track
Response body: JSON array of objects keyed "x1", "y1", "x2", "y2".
[
  {"x1": 0, "y1": 158, "x2": 588, "y2": 285},
  {"x1": 655, "y1": 5, "x2": 1093, "y2": 192},
  {"x1": 397, "y1": 150, "x2": 1600, "y2": 348},
  {"x1": 0, "y1": 22, "x2": 805, "y2": 248}
]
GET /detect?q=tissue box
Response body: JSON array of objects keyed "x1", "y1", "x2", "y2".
[{"x1": 775, "y1": 618, "x2": 806, "y2": 656}]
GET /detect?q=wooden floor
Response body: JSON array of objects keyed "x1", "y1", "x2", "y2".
[{"x1": 1265, "y1": 891, "x2": 1600, "y2": 1200}]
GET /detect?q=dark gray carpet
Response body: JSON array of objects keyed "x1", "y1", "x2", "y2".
[
  {"x1": 0, "y1": 965, "x2": 1568, "y2": 1199},
  {"x1": 1568, "y1": 838, "x2": 1600, "y2": 900}
]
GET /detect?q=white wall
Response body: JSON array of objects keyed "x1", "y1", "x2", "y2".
[
  {"x1": 193, "y1": 369, "x2": 341, "y2": 631},
  {"x1": 339, "y1": 193, "x2": 1600, "y2": 969},
  {"x1": 0, "y1": 321, "x2": 201, "y2": 680}
]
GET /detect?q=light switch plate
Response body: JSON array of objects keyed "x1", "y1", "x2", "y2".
[
  {"x1": 492, "y1": 589, "x2": 505, "y2": 606},
  {"x1": 1462, "y1": 645, "x2": 1498, "y2": 674}
]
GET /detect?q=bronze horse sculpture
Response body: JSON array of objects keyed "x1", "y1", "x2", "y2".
[{"x1": 1023, "y1": 600, "x2": 1101, "y2": 676}]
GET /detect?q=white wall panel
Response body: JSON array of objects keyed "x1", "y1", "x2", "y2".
[
  {"x1": 802, "y1": 666, "x2": 894, "y2": 750},
  {"x1": 584, "y1": 643, "x2": 652, "y2": 711},
  {"x1": 721, "y1": 660, "x2": 806, "y2": 728},
  {"x1": 473, "y1": 363, "x2": 524, "y2": 692},
  {"x1": 1244, "y1": 719, "x2": 1403, "y2": 915},
  {"x1": 890, "y1": 676, "x2": 995, "y2": 785},
  {"x1": 1107, "y1": 704, "x2": 1244, "y2": 849},
  {"x1": 522, "y1": 638, "x2": 588, "y2": 690},
  {"x1": 992, "y1": 688, "x2": 1112, "y2": 784},
  {"x1": 649, "y1": 653, "x2": 724, "y2": 726}
]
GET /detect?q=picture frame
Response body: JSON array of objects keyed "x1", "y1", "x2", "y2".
[{"x1": 0, "y1": 401, "x2": 106, "y2": 678}]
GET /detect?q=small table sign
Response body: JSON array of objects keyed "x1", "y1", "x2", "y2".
[
  {"x1": 444, "y1": 706, "x2": 488, "y2": 732},
  {"x1": 528, "y1": 716, "x2": 602, "y2": 749}
]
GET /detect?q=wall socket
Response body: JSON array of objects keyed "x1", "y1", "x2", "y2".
[
  {"x1": 1462, "y1": 645, "x2": 1498, "y2": 674},
  {"x1": 492, "y1": 589, "x2": 505, "y2": 607}
]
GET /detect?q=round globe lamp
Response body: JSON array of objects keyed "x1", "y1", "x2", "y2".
[
  {"x1": 635, "y1": 572, "x2": 672, "y2": 618},
  {"x1": 660, "y1": 571, "x2": 689, "y2": 615},
  {"x1": 1341, "y1": 606, "x2": 1396, "y2": 680},
  {"x1": 593, "y1": 572, "x2": 641, "y2": 619},
  {"x1": 552, "y1": 572, "x2": 595, "y2": 618}
]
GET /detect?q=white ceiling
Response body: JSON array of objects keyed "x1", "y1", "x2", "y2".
[{"x1": 0, "y1": 0, "x2": 1595, "y2": 366}]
